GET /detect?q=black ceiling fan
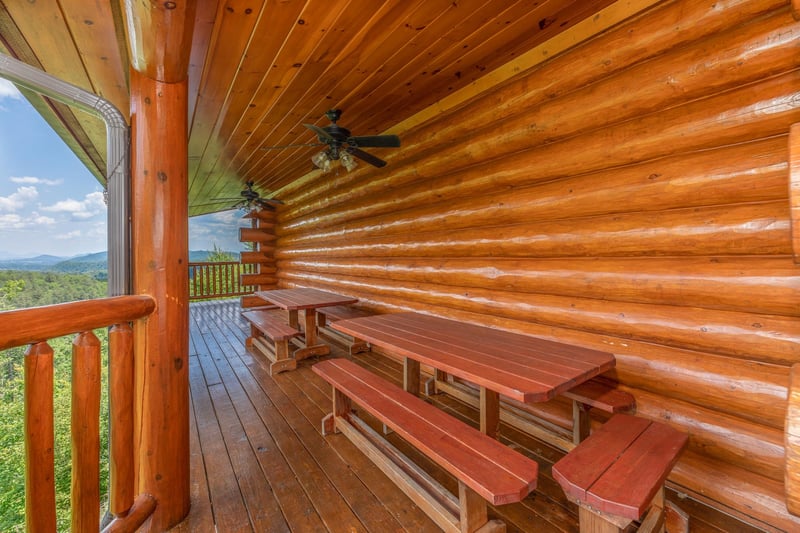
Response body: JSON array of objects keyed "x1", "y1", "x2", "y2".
[
  {"x1": 261, "y1": 109, "x2": 401, "y2": 170},
  {"x1": 194, "y1": 181, "x2": 283, "y2": 212}
]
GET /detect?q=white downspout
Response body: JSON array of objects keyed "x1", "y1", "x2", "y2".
[{"x1": 0, "y1": 53, "x2": 130, "y2": 296}]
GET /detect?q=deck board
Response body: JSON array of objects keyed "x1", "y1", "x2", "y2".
[{"x1": 176, "y1": 300, "x2": 763, "y2": 533}]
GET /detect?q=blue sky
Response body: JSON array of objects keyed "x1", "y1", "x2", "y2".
[{"x1": 0, "y1": 78, "x2": 245, "y2": 258}]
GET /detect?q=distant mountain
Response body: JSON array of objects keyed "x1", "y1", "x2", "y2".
[
  {"x1": 54, "y1": 252, "x2": 108, "y2": 274},
  {"x1": 0, "y1": 254, "x2": 70, "y2": 270},
  {"x1": 0, "y1": 250, "x2": 238, "y2": 273}
]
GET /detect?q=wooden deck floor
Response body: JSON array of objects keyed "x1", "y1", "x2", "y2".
[{"x1": 173, "y1": 299, "x2": 763, "y2": 533}]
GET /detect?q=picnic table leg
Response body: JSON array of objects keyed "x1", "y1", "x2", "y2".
[
  {"x1": 480, "y1": 387, "x2": 500, "y2": 438},
  {"x1": 294, "y1": 308, "x2": 331, "y2": 360},
  {"x1": 404, "y1": 358, "x2": 421, "y2": 395},
  {"x1": 287, "y1": 309, "x2": 299, "y2": 328}
]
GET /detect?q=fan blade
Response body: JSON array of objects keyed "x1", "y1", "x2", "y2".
[
  {"x1": 303, "y1": 123, "x2": 335, "y2": 142},
  {"x1": 260, "y1": 142, "x2": 323, "y2": 150},
  {"x1": 348, "y1": 147, "x2": 386, "y2": 168},
  {"x1": 348, "y1": 135, "x2": 401, "y2": 148},
  {"x1": 256, "y1": 197, "x2": 284, "y2": 207}
]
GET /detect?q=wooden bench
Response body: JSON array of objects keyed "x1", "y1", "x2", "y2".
[
  {"x1": 241, "y1": 310, "x2": 301, "y2": 375},
  {"x1": 563, "y1": 379, "x2": 635, "y2": 444},
  {"x1": 433, "y1": 376, "x2": 634, "y2": 449},
  {"x1": 313, "y1": 358, "x2": 538, "y2": 533},
  {"x1": 316, "y1": 305, "x2": 372, "y2": 354},
  {"x1": 552, "y1": 413, "x2": 688, "y2": 533}
]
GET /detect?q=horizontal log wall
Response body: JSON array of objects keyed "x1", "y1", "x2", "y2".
[{"x1": 274, "y1": 0, "x2": 800, "y2": 530}]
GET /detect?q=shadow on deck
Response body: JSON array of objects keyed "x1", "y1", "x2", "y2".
[{"x1": 174, "y1": 299, "x2": 760, "y2": 533}]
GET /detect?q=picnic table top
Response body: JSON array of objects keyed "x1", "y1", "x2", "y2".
[
  {"x1": 332, "y1": 312, "x2": 616, "y2": 403},
  {"x1": 255, "y1": 288, "x2": 358, "y2": 311}
]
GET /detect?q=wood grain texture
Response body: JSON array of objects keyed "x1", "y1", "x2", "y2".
[
  {"x1": 272, "y1": 2, "x2": 800, "y2": 529},
  {"x1": 786, "y1": 363, "x2": 800, "y2": 515},
  {"x1": 130, "y1": 70, "x2": 190, "y2": 531},
  {"x1": 123, "y1": 0, "x2": 196, "y2": 82},
  {"x1": 109, "y1": 324, "x2": 135, "y2": 517},
  {"x1": 71, "y1": 331, "x2": 101, "y2": 533},
  {"x1": 24, "y1": 342, "x2": 56, "y2": 533},
  {"x1": 313, "y1": 357, "x2": 539, "y2": 505},
  {"x1": 790, "y1": 123, "x2": 800, "y2": 262},
  {"x1": 0, "y1": 295, "x2": 155, "y2": 351}
]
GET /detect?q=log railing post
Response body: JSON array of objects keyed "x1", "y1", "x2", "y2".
[
  {"x1": 24, "y1": 341, "x2": 56, "y2": 533},
  {"x1": 71, "y1": 331, "x2": 101, "y2": 532},
  {"x1": 109, "y1": 323, "x2": 135, "y2": 517}
]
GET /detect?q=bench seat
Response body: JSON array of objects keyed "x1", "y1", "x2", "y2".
[
  {"x1": 563, "y1": 379, "x2": 635, "y2": 443},
  {"x1": 553, "y1": 413, "x2": 688, "y2": 532},
  {"x1": 241, "y1": 310, "x2": 301, "y2": 374},
  {"x1": 317, "y1": 305, "x2": 372, "y2": 354},
  {"x1": 313, "y1": 358, "x2": 538, "y2": 533}
]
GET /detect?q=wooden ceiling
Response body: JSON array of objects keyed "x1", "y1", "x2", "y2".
[{"x1": 0, "y1": 0, "x2": 615, "y2": 216}]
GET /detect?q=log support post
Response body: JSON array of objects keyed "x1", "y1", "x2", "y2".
[
  {"x1": 130, "y1": 69, "x2": 190, "y2": 530},
  {"x1": 124, "y1": 2, "x2": 196, "y2": 529}
]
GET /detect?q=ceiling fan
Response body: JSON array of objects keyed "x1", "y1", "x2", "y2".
[
  {"x1": 262, "y1": 109, "x2": 401, "y2": 171},
  {"x1": 195, "y1": 181, "x2": 283, "y2": 213}
]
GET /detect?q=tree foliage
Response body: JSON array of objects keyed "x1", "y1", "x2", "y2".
[{"x1": 0, "y1": 271, "x2": 110, "y2": 531}]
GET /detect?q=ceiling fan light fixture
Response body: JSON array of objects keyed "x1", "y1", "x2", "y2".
[
  {"x1": 340, "y1": 150, "x2": 358, "y2": 172},
  {"x1": 311, "y1": 150, "x2": 331, "y2": 173}
]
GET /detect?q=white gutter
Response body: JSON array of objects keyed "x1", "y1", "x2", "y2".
[{"x1": 0, "y1": 53, "x2": 130, "y2": 296}]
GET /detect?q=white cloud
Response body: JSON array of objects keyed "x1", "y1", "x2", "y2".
[
  {"x1": 0, "y1": 79, "x2": 22, "y2": 101},
  {"x1": 41, "y1": 191, "x2": 106, "y2": 219},
  {"x1": 0, "y1": 186, "x2": 38, "y2": 211},
  {"x1": 56, "y1": 230, "x2": 82, "y2": 240},
  {"x1": 10, "y1": 176, "x2": 63, "y2": 186},
  {"x1": 32, "y1": 214, "x2": 56, "y2": 225},
  {"x1": 0, "y1": 213, "x2": 24, "y2": 228}
]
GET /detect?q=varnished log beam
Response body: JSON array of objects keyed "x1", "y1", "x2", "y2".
[
  {"x1": 790, "y1": 123, "x2": 800, "y2": 263},
  {"x1": 123, "y1": 0, "x2": 196, "y2": 82},
  {"x1": 0, "y1": 295, "x2": 155, "y2": 351},
  {"x1": 130, "y1": 69, "x2": 190, "y2": 531},
  {"x1": 786, "y1": 363, "x2": 800, "y2": 515}
]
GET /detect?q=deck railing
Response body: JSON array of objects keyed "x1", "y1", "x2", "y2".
[
  {"x1": 188, "y1": 261, "x2": 255, "y2": 300},
  {"x1": 0, "y1": 295, "x2": 157, "y2": 533}
]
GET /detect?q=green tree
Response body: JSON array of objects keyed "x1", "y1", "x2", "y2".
[{"x1": 0, "y1": 271, "x2": 110, "y2": 531}]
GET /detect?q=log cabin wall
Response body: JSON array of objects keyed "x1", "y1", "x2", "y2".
[{"x1": 273, "y1": 0, "x2": 800, "y2": 530}]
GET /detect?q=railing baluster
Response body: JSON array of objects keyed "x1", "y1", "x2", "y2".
[
  {"x1": 186, "y1": 261, "x2": 258, "y2": 300},
  {"x1": 109, "y1": 323, "x2": 134, "y2": 517},
  {"x1": 72, "y1": 331, "x2": 101, "y2": 532},
  {"x1": 24, "y1": 341, "x2": 57, "y2": 533}
]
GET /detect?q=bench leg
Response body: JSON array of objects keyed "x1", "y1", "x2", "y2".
[
  {"x1": 638, "y1": 487, "x2": 667, "y2": 533},
  {"x1": 322, "y1": 387, "x2": 352, "y2": 436},
  {"x1": 404, "y1": 357, "x2": 421, "y2": 395},
  {"x1": 459, "y1": 481, "x2": 505, "y2": 533},
  {"x1": 578, "y1": 506, "x2": 627, "y2": 533},
  {"x1": 573, "y1": 401, "x2": 591, "y2": 444},
  {"x1": 480, "y1": 387, "x2": 500, "y2": 438},
  {"x1": 664, "y1": 499, "x2": 689, "y2": 533},
  {"x1": 269, "y1": 340, "x2": 297, "y2": 375}
]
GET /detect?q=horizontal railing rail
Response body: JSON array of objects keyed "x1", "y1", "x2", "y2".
[
  {"x1": 188, "y1": 261, "x2": 255, "y2": 300},
  {"x1": 0, "y1": 295, "x2": 157, "y2": 532}
]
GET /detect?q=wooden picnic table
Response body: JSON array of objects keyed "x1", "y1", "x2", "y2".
[
  {"x1": 331, "y1": 312, "x2": 616, "y2": 437},
  {"x1": 255, "y1": 288, "x2": 358, "y2": 360}
]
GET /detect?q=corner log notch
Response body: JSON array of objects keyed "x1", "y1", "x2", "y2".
[{"x1": 124, "y1": 1, "x2": 197, "y2": 530}]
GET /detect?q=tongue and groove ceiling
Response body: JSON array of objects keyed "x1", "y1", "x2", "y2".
[{"x1": 0, "y1": 0, "x2": 615, "y2": 215}]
